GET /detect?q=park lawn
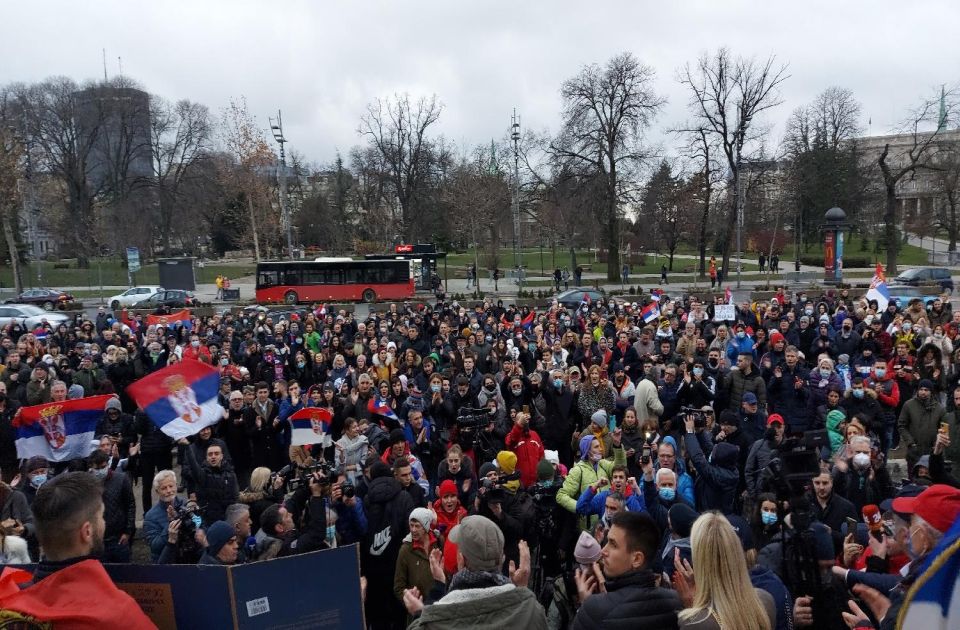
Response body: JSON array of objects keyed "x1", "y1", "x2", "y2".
[
  {"x1": 0, "y1": 259, "x2": 255, "y2": 290},
  {"x1": 779, "y1": 235, "x2": 929, "y2": 267},
  {"x1": 442, "y1": 248, "x2": 758, "y2": 280}
]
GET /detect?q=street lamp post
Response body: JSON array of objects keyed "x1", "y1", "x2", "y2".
[
  {"x1": 511, "y1": 109, "x2": 522, "y2": 294},
  {"x1": 269, "y1": 110, "x2": 294, "y2": 259}
]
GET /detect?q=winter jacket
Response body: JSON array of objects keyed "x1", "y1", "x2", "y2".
[
  {"x1": 832, "y1": 464, "x2": 893, "y2": 513},
  {"x1": 725, "y1": 366, "x2": 766, "y2": 411},
  {"x1": 101, "y1": 469, "x2": 136, "y2": 541},
  {"x1": 656, "y1": 436, "x2": 696, "y2": 506},
  {"x1": 393, "y1": 536, "x2": 437, "y2": 603},
  {"x1": 766, "y1": 365, "x2": 810, "y2": 432},
  {"x1": 745, "y1": 437, "x2": 782, "y2": 495},
  {"x1": 898, "y1": 396, "x2": 947, "y2": 462},
  {"x1": 726, "y1": 334, "x2": 757, "y2": 364},
  {"x1": 505, "y1": 424, "x2": 546, "y2": 487},
  {"x1": 143, "y1": 496, "x2": 186, "y2": 562},
  {"x1": 750, "y1": 564, "x2": 794, "y2": 630},
  {"x1": 632, "y1": 379, "x2": 664, "y2": 425},
  {"x1": 572, "y1": 568, "x2": 680, "y2": 630},
  {"x1": 409, "y1": 583, "x2": 547, "y2": 630},
  {"x1": 361, "y1": 475, "x2": 415, "y2": 575},
  {"x1": 841, "y1": 390, "x2": 883, "y2": 429},
  {"x1": 683, "y1": 433, "x2": 739, "y2": 514},
  {"x1": 181, "y1": 444, "x2": 239, "y2": 523},
  {"x1": 0, "y1": 485, "x2": 34, "y2": 541},
  {"x1": 576, "y1": 484, "x2": 644, "y2": 516},
  {"x1": 134, "y1": 410, "x2": 174, "y2": 456},
  {"x1": 556, "y1": 442, "x2": 626, "y2": 531}
]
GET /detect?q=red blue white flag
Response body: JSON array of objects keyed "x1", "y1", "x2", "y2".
[
  {"x1": 146, "y1": 309, "x2": 193, "y2": 330},
  {"x1": 289, "y1": 407, "x2": 334, "y2": 447},
  {"x1": 127, "y1": 360, "x2": 223, "y2": 440},
  {"x1": 640, "y1": 302, "x2": 660, "y2": 324},
  {"x1": 368, "y1": 398, "x2": 400, "y2": 424},
  {"x1": 13, "y1": 395, "x2": 114, "y2": 462}
]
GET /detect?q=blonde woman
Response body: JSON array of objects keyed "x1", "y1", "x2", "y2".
[{"x1": 677, "y1": 512, "x2": 775, "y2": 630}]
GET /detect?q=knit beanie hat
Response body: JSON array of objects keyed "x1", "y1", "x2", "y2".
[
  {"x1": 438, "y1": 479, "x2": 458, "y2": 498},
  {"x1": 574, "y1": 531, "x2": 602, "y2": 565},
  {"x1": 668, "y1": 503, "x2": 699, "y2": 539},
  {"x1": 590, "y1": 410, "x2": 607, "y2": 428},
  {"x1": 496, "y1": 451, "x2": 517, "y2": 475},
  {"x1": 536, "y1": 458, "x2": 555, "y2": 482},
  {"x1": 579, "y1": 434, "x2": 596, "y2": 461},
  {"x1": 409, "y1": 507, "x2": 434, "y2": 532},
  {"x1": 205, "y1": 521, "x2": 236, "y2": 556}
]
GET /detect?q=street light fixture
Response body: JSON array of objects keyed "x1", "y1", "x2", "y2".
[{"x1": 269, "y1": 110, "x2": 294, "y2": 259}]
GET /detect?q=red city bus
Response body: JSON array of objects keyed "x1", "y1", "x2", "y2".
[{"x1": 255, "y1": 259, "x2": 414, "y2": 304}]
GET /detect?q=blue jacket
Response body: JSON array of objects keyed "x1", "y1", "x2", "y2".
[
  {"x1": 656, "y1": 436, "x2": 696, "y2": 507},
  {"x1": 143, "y1": 496, "x2": 185, "y2": 562},
  {"x1": 727, "y1": 334, "x2": 757, "y2": 364},
  {"x1": 750, "y1": 565, "x2": 793, "y2": 630},
  {"x1": 575, "y1": 485, "x2": 645, "y2": 516},
  {"x1": 334, "y1": 499, "x2": 368, "y2": 545},
  {"x1": 277, "y1": 397, "x2": 303, "y2": 448}
]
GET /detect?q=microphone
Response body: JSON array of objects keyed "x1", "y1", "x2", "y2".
[{"x1": 862, "y1": 504, "x2": 883, "y2": 541}]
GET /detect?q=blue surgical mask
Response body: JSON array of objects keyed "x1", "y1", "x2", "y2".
[
  {"x1": 191, "y1": 513, "x2": 203, "y2": 529},
  {"x1": 658, "y1": 487, "x2": 675, "y2": 501},
  {"x1": 761, "y1": 511, "x2": 778, "y2": 526},
  {"x1": 430, "y1": 384, "x2": 442, "y2": 393},
  {"x1": 692, "y1": 367, "x2": 703, "y2": 377},
  {"x1": 875, "y1": 368, "x2": 886, "y2": 378},
  {"x1": 903, "y1": 323, "x2": 913, "y2": 331},
  {"x1": 853, "y1": 388, "x2": 864, "y2": 399},
  {"x1": 91, "y1": 467, "x2": 109, "y2": 480},
  {"x1": 30, "y1": 474, "x2": 46, "y2": 488},
  {"x1": 820, "y1": 368, "x2": 832, "y2": 377},
  {"x1": 553, "y1": 379, "x2": 564, "y2": 389},
  {"x1": 220, "y1": 358, "x2": 229, "y2": 366},
  {"x1": 737, "y1": 331, "x2": 746, "y2": 339}
]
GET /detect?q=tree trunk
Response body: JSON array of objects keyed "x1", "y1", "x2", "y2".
[
  {"x1": 948, "y1": 191, "x2": 958, "y2": 253},
  {"x1": 668, "y1": 247, "x2": 675, "y2": 271},
  {"x1": 698, "y1": 196, "x2": 710, "y2": 277},
  {"x1": 247, "y1": 194, "x2": 261, "y2": 262},
  {"x1": 884, "y1": 185, "x2": 899, "y2": 275},
  {"x1": 606, "y1": 173, "x2": 620, "y2": 282},
  {"x1": 1, "y1": 208, "x2": 23, "y2": 295}
]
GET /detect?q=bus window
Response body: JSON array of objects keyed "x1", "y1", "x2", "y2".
[
  {"x1": 343, "y1": 267, "x2": 362, "y2": 284},
  {"x1": 257, "y1": 270, "x2": 278, "y2": 288},
  {"x1": 283, "y1": 269, "x2": 301, "y2": 285}
]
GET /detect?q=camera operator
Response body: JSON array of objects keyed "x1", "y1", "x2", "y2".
[
  {"x1": 143, "y1": 469, "x2": 189, "y2": 563},
  {"x1": 682, "y1": 411, "x2": 740, "y2": 514},
  {"x1": 252, "y1": 470, "x2": 332, "y2": 560},
  {"x1": 745, "y1": 414, "x2": 787, "y2": 497},
  {"x1": 329, "y1": 472, "x2": 367, "y2": 546}
]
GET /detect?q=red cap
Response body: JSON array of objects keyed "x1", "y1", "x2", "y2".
[
  {"x1": 770, "y1": 331, "x2": 785, "y2": 346},
  {"x1": 891, "y1": 484, "x2": 960, "y2": 533},
  {"x1": 438, "y1": 479, "x2": 458, "y2": 498},
  {"x1": 767, "y1": 413, "x2": 785, "y2": 426}
]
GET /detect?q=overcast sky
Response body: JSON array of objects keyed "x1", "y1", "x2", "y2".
[{"x1": 3, "y1": 0, "x2": 958, "y2": 168}]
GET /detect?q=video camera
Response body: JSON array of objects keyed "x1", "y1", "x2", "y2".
[
  {"x1": 173, "y1": 502, "x2": 204, "y2": 562},
  {"x1": 680, "y1": 406, "x2": 708, "y2": 430},
  {"x1": 277, "y1": 461, "x2": 337, "y2": 491},
  {"x1": 456, "y1": 407, "x2": 494, "y2": 431}
]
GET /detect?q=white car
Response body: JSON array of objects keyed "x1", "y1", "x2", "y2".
[
  {"x1": 108, "y1": 286, "x2": 164, "y2": 310},
  {"x1": 0, "y1": 304, "x2": 71, "y2": 328}
]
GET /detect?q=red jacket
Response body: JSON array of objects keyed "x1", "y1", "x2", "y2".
[{"x1": 505, "y1": 423, "x2": 545, "y2": 487}]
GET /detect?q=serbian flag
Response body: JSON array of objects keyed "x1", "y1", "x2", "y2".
[
  {"x1": 147, "y1": 309, "x2": 192, "y2": 330},
  {"x1": 289, "y1": 407, "x2": 334, "y2": 447},
  {"x1": 368, "y1": 398, "x2": 400, "y2": 424},
  {"x1": 640, "y1": 302, "x2": 660, "y2": 324},
  {"x1": 12, "y1": 395, "x2": 113, "y2": 462},
  {"x1": 725, "y1": 287, "x2": 733, "y2": 304},
  {"x1": 127, "y1": 360, "x2": 223, "y2": 440},
  {"x1": 866, "y1": 262, "x2": 891, "y2": 311},
  {"x1": 898, "y1": 511, "x2": 960, "y2": 629},
  {"x1": 314, "y1": 304, "x2": 327, "y2": 318}
]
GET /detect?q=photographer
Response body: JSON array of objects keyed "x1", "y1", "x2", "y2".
[
  {"x1": 143, "y1": 469, "x2": 190, "y2": 563},
  {"x1": 252, "y1": 470, "x2": 332, "y2": 560},
  {"x1": 330, "y1": 473, "x2": 367, "y2": 546},
  {"x1": 682, "y1": 411, "x2": 740, "y2": 514}
]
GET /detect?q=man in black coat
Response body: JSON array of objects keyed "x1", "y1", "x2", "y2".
[
  {"x1": 683, "y1": 414, "x2": 740, "y2": 514},
  {"x1": 89, "y1": 450, "x2": 136, "y2": 563},
  {"x1": 180, "y1": 437, "x2": 239, "y2": 524},
  {"x1": 573, "y1": 511, "x2": 681, "y2": 629}
]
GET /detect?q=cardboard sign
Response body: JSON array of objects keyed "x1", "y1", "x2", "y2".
[{"x1": 713, "y1": 304, "x2": 736, "y2": 322}]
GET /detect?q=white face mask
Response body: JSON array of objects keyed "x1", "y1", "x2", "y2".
[{"x1": 852, "y1": 452, "x2": 871, "y2": 469}]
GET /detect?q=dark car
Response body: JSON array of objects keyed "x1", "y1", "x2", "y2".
[
  {"x1": 4, "y1": 288, "x2": 74, "y2": 310},
  {"x1": 886, "y1": 285, "x2": 941, "y2": 308},
  {"x1": 893, "y1": 267, "x2": 954, "y2": 293},
  {"x1": 131, "y1": 290, "x2": 196, "y2": 309},
  {"x1": 554, "y1": 287, "x2": 605, "y2": 309}
]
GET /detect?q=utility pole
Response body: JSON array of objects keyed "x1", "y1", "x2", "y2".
[
  {"x1": 511, "y1": 109, "x2": 522, "y2": 292},
  {"x1": 270, "y1": 110, "x2": 294, "y2": 259},
  {"x1": 736, "y1": 157, "x2": 743, "y2": 289}
]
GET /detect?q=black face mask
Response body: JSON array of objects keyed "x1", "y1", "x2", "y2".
[
  {"x1": 765, "y1": 427, "x2": 779, "y2": 441},
  {"x1": 708, "y1": 358, "x2": 719, "y2": 368}
]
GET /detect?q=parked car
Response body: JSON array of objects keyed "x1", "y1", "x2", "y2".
[
  {"x1": 886, "y1": 285, "x2": 941, "y2": 308},
  {"x1": 0, "y1": 304, "x2": 72, "y2": 328},
  {"x1": 108, "y1": 286, "x2": 164, "y2": 311},
  {"x1": 892, "y1": 267, "x2": 954, "y2": 293},
  {"x1": 4, "y1": 288, "x2": 74, "y2": 311},
  {"x1": 131, "y1": 290, "x2": 196, "y2": 309},
  {"x1": 554, "y1": 287, "x2": 606, "y2": 309}
]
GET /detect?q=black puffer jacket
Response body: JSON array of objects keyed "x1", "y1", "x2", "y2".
[
  {"x1": 361, "y1": 475, "x2": 414, "y2": 574},
  {"x1": 572, "y1": 568, "x2": 680, "y2": 630},
  {"x1": 135, "y1": 410, "x2": 174, "y2": 456},
  {"x1": 182, "y1": 444, "x2": 239, "y2": 523}
]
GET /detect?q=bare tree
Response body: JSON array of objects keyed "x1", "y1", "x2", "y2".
[
  {"x1": 552, "y1": 52, "x2": 664, "y2": 281},
  {"x1": 358, "y1": 94, "x2": 442, "y2": 240},
  {"x1": 0, "y1": 89, "x2": 25, "y2": 293},
  {"x1": 678, "y1": 48, "x2": 788, "y2": 274},
  {"x1": 151, "y1": 96, "x2": 212, "y2": 255},
  {"x1": 219, "y1": 97, "x2": 277, "y2": 261},
  {"x1": 877, "y1": 89, "x2": 955, "y2": 273},
  {"x1": 674, "y1": 127, "x2": 724, "y2": 275},
  {"x1": 935, "y1": 140, "x2": 960, "y2": 251}
]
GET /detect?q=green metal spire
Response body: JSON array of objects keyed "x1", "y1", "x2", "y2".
[
  {"x1": 938, "y1": 84, "x2": 947, "y2": 132},
  {"x1": 488, "y1": 139, "x2": 498, "y2": 175}
]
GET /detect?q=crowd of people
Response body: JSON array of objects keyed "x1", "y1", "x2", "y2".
[{"x1": 0, "y1": 287, "x2": 959, "y2": 629}]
